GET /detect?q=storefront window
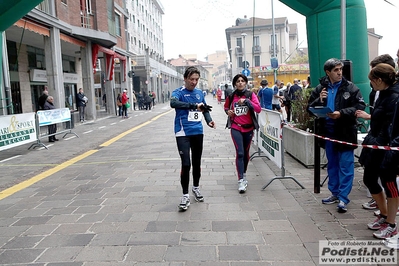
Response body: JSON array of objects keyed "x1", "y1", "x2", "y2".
[{"x1": 64, "y1": 84, "x2": 76, "y2": 110}]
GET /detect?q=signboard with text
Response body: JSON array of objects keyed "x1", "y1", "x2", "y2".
[
  {"x1": 0, "y1": 113, "x2": 37, "y2": 151},
  {"x1": 37, "y1": 108, "x2": 71, "y2": 126},
  {"x1": 257, "y1": 109, "x2": 283, "y2": 168}
]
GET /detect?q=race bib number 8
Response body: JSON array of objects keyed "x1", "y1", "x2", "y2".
[
  {"x1": 234, "y1": 105, "x2": 248, "y2": 116},
  {"x1": 188, "y1": 111, "x2": 203, "y2": 122}
]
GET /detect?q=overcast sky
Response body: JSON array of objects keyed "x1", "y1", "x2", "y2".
[{"x1": 162, "y1": 0, "x2": 398, "y2": 61}]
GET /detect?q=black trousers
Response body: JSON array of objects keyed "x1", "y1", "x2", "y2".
[{"x1": 176, "y1": 134, "x2": 204, "y2": 194}]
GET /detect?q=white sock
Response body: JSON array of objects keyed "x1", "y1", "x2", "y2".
[{"x1": 183, "y1": 194, "x2": 189, "y2": 198}]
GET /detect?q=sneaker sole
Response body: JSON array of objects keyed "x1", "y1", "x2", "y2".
[
  {"x1": 373, "y1": 232, "x2": 398, "y2": 239},
  {"x1": 238, "y1": 189, "x2": 246, "y2": 194},
  {"x1": 322, "y1": 200, "x2": 339, "y2": 205},
  {"x1": 337, "y1": 208, "x2": 347, "y2": 213},
  {"x1": 178, "y1": 202, "x2": 190, "y2": 211},
  {"x1": 194, "y1": 197, "x2": 204, "y2": 202},
  {"x1": 362, "y1": 204, "x2": 378, "y2": 210}
]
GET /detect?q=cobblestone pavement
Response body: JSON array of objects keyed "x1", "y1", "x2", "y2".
[{"x1": 0, "y1": 97, "x2": 397, "y2": 265}]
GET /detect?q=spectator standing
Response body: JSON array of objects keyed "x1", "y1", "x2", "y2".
[
  {"x1": 116, "y1": 93, "x2": 123, "y2": 116},
  {"x1": 151, "y1": 91, "x2": 156, "y2": 106},
  {"x1": 272, "y1": 80, "x2": 283, "y2": 114},
  {"x1": 145, "y1": 92, "x2": 152, "y2": 110},
  {"x1": 282, "y1": 82, "x2": 292, "y2": 121},
  {"x1": 302, "y1": 79, "x2": 309, "y2": 89},
  {"x1": 132, "y1": 92, "x2": 137, "y2": 110},
  {"x1": 170, "y1": 66, "x2": 215, "y2": 211},
  {"x1": 224, "y1": 83, "x2": 233, "y2": 99},
  {"x1": 356, "y1": 63, "x2": 399, "y2": 239},
  {"x1": 308, "y1": 58, "x2": 366, "y2": 213},
  {"x1": 43, "y1": 96, "x2": 58, "y2": 142},
  {"x1": 258, "y1": 80, "x2": 273, "y2": 110},
  {"x1": 76, "y1": 88, "x2": 88, "y2": 122},
  {"x1": 224, "y1": 74, "x2": 261, "y2": 193},
  {"x1": 216, "y1": 88, "x2": 222, "y2": 104},
  {"x1": 162, "y1": 91, "x2": 165, "y2": 103},
  {"x1": 121, "y1": 89, "x2": 129, "y2": 118},
  {"x1": 289, "y1": 79, "x2": 303, "y2": 122},
  {"x1": 38, "y1": 89, "x2": 48, "y2": 110},
  {"x1": 356, "y1": 54, "x2": 396, "y2": 211}
]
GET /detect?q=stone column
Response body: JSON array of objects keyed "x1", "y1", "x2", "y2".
[
  {"x1": 80, "y1": 41, "x2": 96, "y2": 120},
  {"x1": 44, "y1": 27, "x2": 64, "y2": 109}
]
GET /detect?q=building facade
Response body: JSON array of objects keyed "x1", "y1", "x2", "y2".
[{"x1": 2, "y1": 0, "x2": 183, "y2": 119}]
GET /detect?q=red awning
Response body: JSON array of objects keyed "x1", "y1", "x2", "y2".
[{"x1": 92, "y1": 44, "x2": 126, "y2": 81}]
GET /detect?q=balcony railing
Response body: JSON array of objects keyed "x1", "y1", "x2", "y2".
[
  {"x1": 252, "y1": 45, "x2": 261, "y2": 54},
  {"x1": 81, "y1": 12, "x2": 91, "y2": 28},
  {"x1": 235, "y1": 47, "x2": 243, "y2": 55}
]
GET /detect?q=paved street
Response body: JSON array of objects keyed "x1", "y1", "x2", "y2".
[{"x1": 0, "y1": 96, "x2": 397, "y2": 265}]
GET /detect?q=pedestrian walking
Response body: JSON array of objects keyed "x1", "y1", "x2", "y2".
[{"x1": 170, "y1": 66, "x2": 215, "y2": 211}]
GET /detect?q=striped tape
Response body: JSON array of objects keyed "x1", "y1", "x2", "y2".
[{"x1": 284, "y1": 123, "x2": 399, "y2": 151}]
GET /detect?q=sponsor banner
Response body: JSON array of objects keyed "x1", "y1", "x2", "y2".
[
  {"x1": 257, "y1": 109, "x2": 282, "y2": 168},
  {"x1": 37, "y1": 108, "x2": 71, "y2": 126},
  {"x1": 319, "y1": 240, "x2": 397, "y2": 265},
  {"x1": 0, "y1": 113, "x2": 37, "y2": 151}
]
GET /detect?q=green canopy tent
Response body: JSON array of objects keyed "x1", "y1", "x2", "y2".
[
  {"x1": 280, "y1": 0, "x2": 370, "y2": 101},
  {"x1": 0, "y1": 0, "x2": 44, "y2": 114}
]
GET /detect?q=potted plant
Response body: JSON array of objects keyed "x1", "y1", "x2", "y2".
[{"x1": 283, "y1": 87, "x2": 327, "y2": 167}]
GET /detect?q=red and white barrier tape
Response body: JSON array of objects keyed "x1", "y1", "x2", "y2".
[{"x1": 283, "y1": 123, "x2": 399, "y2": 151}]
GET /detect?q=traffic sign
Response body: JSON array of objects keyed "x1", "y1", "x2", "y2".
[
  {"x1": 242, "y1": 69, "x2": 251, "y2": 77},
  {"x1": 242, "y1": 61, "x2": 250, "y2": 68}
]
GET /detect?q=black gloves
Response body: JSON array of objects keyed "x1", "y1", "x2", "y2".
[{"x1": 199, "y1": 104, "x2": 213, "y2": 112}]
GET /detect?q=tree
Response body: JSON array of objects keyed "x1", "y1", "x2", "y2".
[{"x1": 286, "y1": 54, "x2": 309, "y2": 64}]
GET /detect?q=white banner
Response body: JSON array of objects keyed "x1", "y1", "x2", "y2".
[
  {"x1": 37, "y1": 108, "x2": 71, "y2": 126},
  {"x1": 257, "y1": 109, "x2": 283, "y2": 168},
  {"x1": 0, "y1": 113, "x2": 37, "y2": 151}
]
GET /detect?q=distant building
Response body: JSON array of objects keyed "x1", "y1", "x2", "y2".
[{"x1": 168, "y1": 55, "x2": 211, "y2": 91}]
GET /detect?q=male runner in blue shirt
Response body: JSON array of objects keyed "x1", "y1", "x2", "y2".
[{"x1": 170, "y1": 66, "x2": 215, "y2": 211}]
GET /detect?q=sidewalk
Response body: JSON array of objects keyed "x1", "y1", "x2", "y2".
[{"x1": 0, "y1": 96, "x2": 396, "y2": 265}]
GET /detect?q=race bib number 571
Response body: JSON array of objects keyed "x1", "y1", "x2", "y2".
[{"x1": 188, "y1": 111, "x2": 203, "y2": 122}]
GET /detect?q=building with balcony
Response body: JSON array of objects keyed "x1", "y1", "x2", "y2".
[
  {"x1": 2, "y1": 0, "x2": 183, "y2": 119},
  {"x1": 226, "y1": 16, "x2": 299, "y2": 81}
]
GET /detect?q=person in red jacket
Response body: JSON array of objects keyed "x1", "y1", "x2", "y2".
[{"x1": 121, "y1": 89, "x2": 129, "y2": 118}]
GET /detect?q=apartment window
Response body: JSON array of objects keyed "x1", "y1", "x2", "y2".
[
  {"x1": 254, "y1": 56, "x2": 260, "y2": 67},
  {"x1": 27, "y1": 46, "x2": 46, "y2": 70},
  {"x1": 237, "y1": 56, "x2": 243, "y2": 68},
  {"x1": 115, "y1": 13, "x2": 121, "y2": 36},
  {"x1": 62, "y1": 55, "x2": 76, "y2": 73},
  {"x1": 236, "y1": 37, "x2": 242, "y2": 48},
  {"x1": 61, "y1": 0, "x2": 67, "y2": 5},
  {"x1": 80, "y1": 0, "x2": 92, "y2": 14},
  {"x1": 254, "y1": 36, "x2": 260, "y2": 46}
]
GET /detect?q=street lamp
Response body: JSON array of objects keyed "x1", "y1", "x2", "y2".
[{"x1": 241, "y1": 33, "x2": 247, "y2": 70}]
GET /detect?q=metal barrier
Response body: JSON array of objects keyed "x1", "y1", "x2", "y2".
[{"x1": 28, "y1": 108, "x2": 78, "y2": 150}]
